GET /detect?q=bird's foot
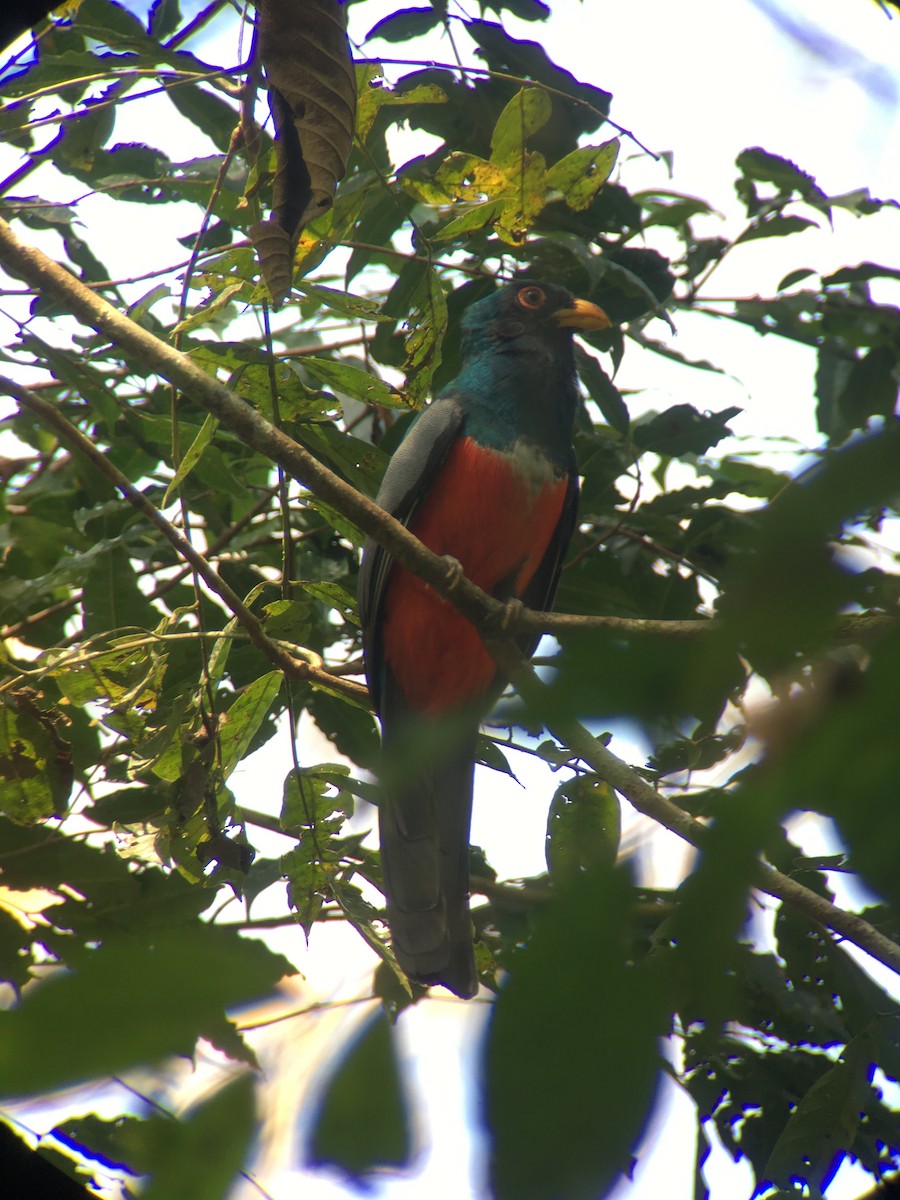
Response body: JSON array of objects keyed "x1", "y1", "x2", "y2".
[
  {"x1": 499, "y1": 597, "x2": 524, "y2": 633},
  {"x1": 442, "y1": 555, "x2": 464, "y2": 591}
]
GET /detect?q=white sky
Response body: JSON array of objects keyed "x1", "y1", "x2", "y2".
[{"x1": 2, "y1": 0, "x2": 899, "y2": 1197}]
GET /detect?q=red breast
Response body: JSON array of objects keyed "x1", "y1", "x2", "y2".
[{"x1": 381, "y1": 436, "x2": 567, "y2": 714}]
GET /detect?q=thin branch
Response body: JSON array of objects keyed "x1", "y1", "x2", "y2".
[
  {"x1": 375, "y1": 56, "x2": 659, "y2": 159},
  {"x1": 1, "y1": 375, "x2": 366, "y2": 705},
  {"x1": 498, "y1": 648, "x2": 900, "y2": 977},
  {"x1": 163, "y1": 0, "x2": 228, "y2": 50},
  {"x1": 512, "y1": 609, "x2": 896, "y2": 642}
]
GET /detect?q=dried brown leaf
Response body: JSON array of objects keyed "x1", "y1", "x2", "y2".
[{"x1": 253, "y1": 0, "x2": 357, "y2": 305}]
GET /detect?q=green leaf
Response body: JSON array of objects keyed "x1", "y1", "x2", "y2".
[
  {"x1": 281, "y1": 764, "x2": 353, "y2": 835},
  {"x1": 167, "y1": 77, "x2": 240, "y2": 153},
  {"x1": 82, "y1": 545, "x2": 160, "y2": 638},
  {"x1": 355, "y1": 64, "x2": 447, "y2": 143},
  {"x1": 823, "y1": 261, "x2": 900, "y2": 287},
  {"x1": 574, "y1": 346, "x2": 629, "y2": 434},
  {"x1": 52, "y1": 1113, "x2": 149, "y2": 1175},
  {"x1": 485, "y1": 867, "x2": 662, "y2": 1200},
  {"x1": 0, "y1": 907, "x2": 35, "y2": 992},
  {"x1": 633, "y1": 404, "x2": 741, "y2": 457},
  {"x1": 403, "y1": 265, "x2": 447, "y2": 405},
  {"x1": 0, "y1": 697, "x2": 72, "y2": 822},
  {"x1": 162, "y1": 413, "x2": 220, "y2": 505},
  {"x1": 763, "y1": 1037, "x2": 873, "y2": 1192},
  {"x1": 261, "y1": 598, "x2": 313, "y2": 643},
  {"x1": 300, "y1": 357, "x2": 406, "y2": 408},
  {"x1": 672, "y1": 784, "x2": 782, "y2": 1026},
  {"x1": 300, "y1": 580, "x2": 361, "y2": 627},
  {"x1": 172, "y1": 283, "x2": 246, "y2": 335},
  {"x1": 736, "y1": 146, "x2": 828, "y2": 205},
  {"x1": 490, "y1": 87, "x2": 552, "y2": 165},
  {"x1": 545, "y1": 139, "x2": 619, "y2": 211},
  {"x1": 365, "y1": 8, "x2": 441, "y2": 43},
  {"x1": 307, "y1": 1010, "x2": 412, "y2": 1178},
  {"x1": 838, "y1": 345, "x2": 898, "y2": 430},
  {"x1": 296, "y1": 282, "x2": 393, "y2": 322},
  {"x1": 218, "y1": 671, "x2": 282, "y2": 779},
  {"x1": 545, "y1": 775, "x2": 621, "y2": 882},
  {"x1": 149, "y1": 0, "x2": 181, "y2": 38},
  {"x1": 47, "y1": 638, "x2": 165, "y2": 713},
  {"x1": 432, "y1": 198, "x2": 504, "y2": 242},
  {"x1": 484, "y1": 0, "x2": 551, "y2": 19},
  {"x1": 309, "y1": 690, "x2": 379, "y2": 770},
  {"x1": 720, "y1": 423, "x2": 900, "y2": 671},
  {"x1": 0, "y1": 927, "x2": 291, "y2": 1098},
  {"x1": 778, "y1": 267, "x2": 816, "y2": 291},
  {"x1": 737, "y1": 214, "x2": 818, "y2": 243},
  {"x1": 141, "y1": 1074, "x2": 256, "y2": 1200}
]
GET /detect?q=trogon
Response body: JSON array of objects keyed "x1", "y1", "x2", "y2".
[{"x1": 358, "y1": 280, "x2": 610, "y2": 998}]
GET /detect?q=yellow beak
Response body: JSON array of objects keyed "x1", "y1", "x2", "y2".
[{"x1": 554, "y1": 298, "x2": 611, "y2": 331}]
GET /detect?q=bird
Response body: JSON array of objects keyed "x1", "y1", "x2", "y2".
[{"x1": 357, "y1": 279, "x2": 610, "y2": 998}]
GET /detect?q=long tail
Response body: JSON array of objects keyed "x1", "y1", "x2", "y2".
[{"x1": 378, "y1": 714, "x2": 478, "y2": 1000}]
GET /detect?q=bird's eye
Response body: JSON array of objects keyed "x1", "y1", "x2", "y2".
[{"x1": 517, "y1": 286, "x2": 545, "y2": 310}]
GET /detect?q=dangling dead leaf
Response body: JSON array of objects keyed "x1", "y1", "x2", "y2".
[{"x1": 250, "y1": 0, "x2": 357, "y2": 307}]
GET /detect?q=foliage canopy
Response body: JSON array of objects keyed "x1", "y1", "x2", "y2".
[{"x1": 0, "y1": 1, "x2": 899, "y2": 1197}]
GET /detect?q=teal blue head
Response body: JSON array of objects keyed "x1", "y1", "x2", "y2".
[
  {"x1": 459, "y1": 280, "x2": 610, "y2": 366},
  {"x1": 451, "y1": 281, "x2": 611, "y2": 452}
]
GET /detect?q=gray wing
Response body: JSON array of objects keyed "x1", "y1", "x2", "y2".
[{"x1": 357, "y1": 396, "x2": 466, "y2": 713}]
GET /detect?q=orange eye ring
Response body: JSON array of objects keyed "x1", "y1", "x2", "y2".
[{"x1": 516, "y1": 285, "x2": 545, "y2": 310}]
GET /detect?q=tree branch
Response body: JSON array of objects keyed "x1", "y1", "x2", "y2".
[
  {"x1": 499, "y1": 648, "x2": 900, "y2": 976},
  {"x1": 1, "y1": 375, "x2": 367, "y2": 704},
  {"x1": 2, "y1": 216, "x2": 898, "y2": 979},
  {"x1": 0, "y1": 216, "x2": 506, "y2": 640}
]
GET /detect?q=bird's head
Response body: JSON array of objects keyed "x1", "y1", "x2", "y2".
[{"x1": 460, "y1": 280, "x2": 610, "y2": 360}]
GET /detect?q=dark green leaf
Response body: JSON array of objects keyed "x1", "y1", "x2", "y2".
[
  {"x1": 633, "y1": 404, "x2": 741, "y2": 457},
  {"x1": 365, "y1": 7, "x2": 441, "y2": 42},
  {"x1": 307, "y1": 1010, "x2": 411, "y2": 1178},
  {"x1": 148, "y1": 0, "x2": 180, "y2": 38},
  {"x1": 0, "y1": 927, "x2": 291, "y2": 1097},
  {"x1": 763, "y1": 1037, "x2": 873, "y2": 1192},
  {"x1": 142, "y1": 1074, "x2": 256, "y2": 1200},
  {"x1": 0, "y1": 696, "x2": 72, "y2": 822},
  {"x1": 82, "y1": 544, "x2": 160, "y2": 638},
  {"x1": 575, "y1": 345, "x2": 629, "y2": 434},
  {"x1": 736, "y1": 147, "x2": 828, "y2": 206},
  {"x1": 737, "y1": 214, "x2": 818, "y2": 243},
  {"x1": 485, "y1": 867, "x2": 662, "y2": 1200},
  {"x1": 218, "y1": 671, "x2": 282, "y2": 778}
]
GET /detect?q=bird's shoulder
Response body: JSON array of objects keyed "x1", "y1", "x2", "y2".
[{"x1": 374, "y1": 393, "x2": 465, "y2": 516}]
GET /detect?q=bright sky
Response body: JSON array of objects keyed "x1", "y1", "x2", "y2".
[{"x1": 2, "y1": 1, "x2": 899, "y2": 1197}]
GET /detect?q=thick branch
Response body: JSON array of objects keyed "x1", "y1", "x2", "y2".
[{"x1": 0, "y1": 216, "x2": 509, "y2": 640}]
